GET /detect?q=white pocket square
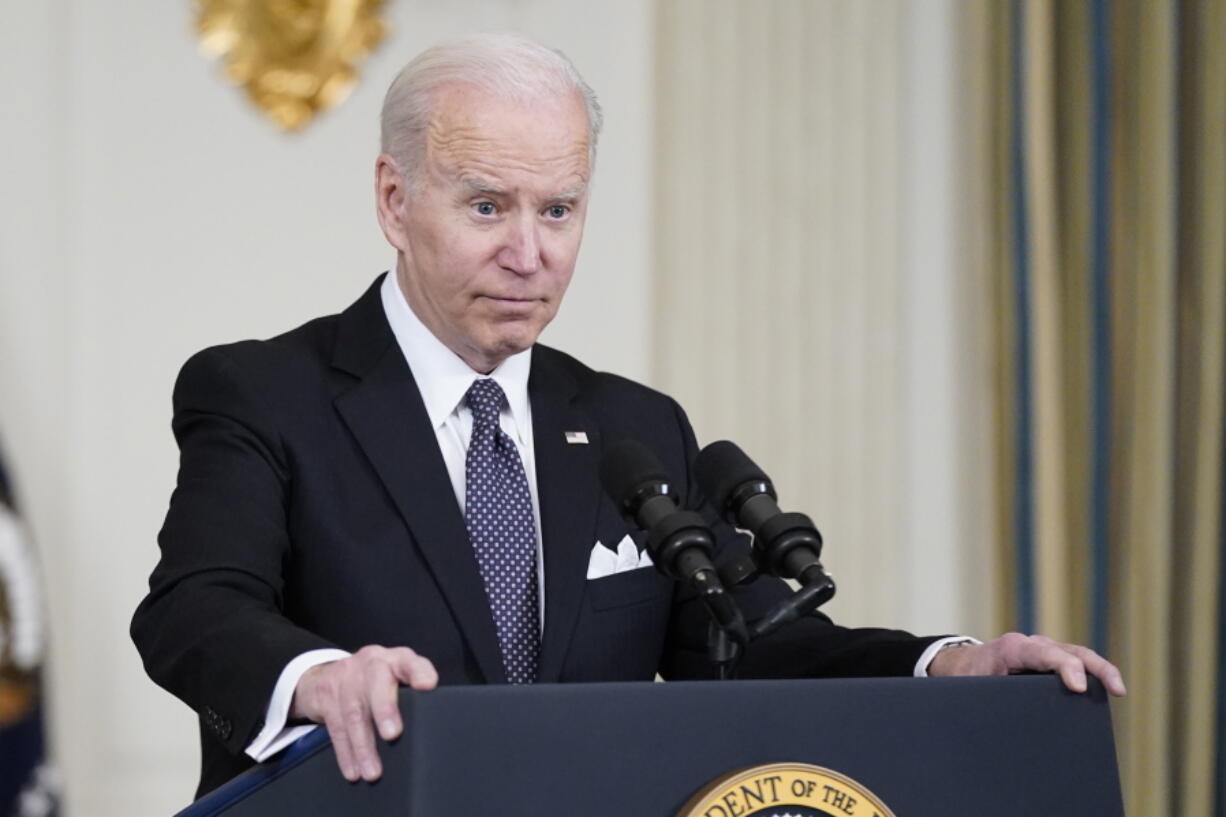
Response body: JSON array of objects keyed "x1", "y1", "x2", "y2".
[{"x1": 586, "y1": 534, "x2": 653, "y2": 579}]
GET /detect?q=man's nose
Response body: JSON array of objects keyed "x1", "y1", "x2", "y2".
[{"x1": 498, "y1": 215, "x2": 542, "y2": 275}]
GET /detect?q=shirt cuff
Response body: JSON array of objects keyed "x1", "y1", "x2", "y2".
[
  {"x1": 913, "y1": 636, "x2": 983, "y2": 677},
  {"x1": 245, "y1": 648, "x2": 351, "y2": 761}
]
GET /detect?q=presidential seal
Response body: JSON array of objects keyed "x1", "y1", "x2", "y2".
[{"x1": 677, "y1": 763, "x2": 896, "y2": 817}]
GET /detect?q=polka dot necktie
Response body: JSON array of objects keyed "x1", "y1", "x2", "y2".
[{"x1": 463, "y1": 378, "x2": 541, "y2": 684}]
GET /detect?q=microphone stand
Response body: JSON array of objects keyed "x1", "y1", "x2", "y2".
[
  {"x1": 749, "y1": 574, "x2": 835, "y2": 640},
  {"x1": 707, "y1": 553, "x2": 837, "y2": 680},
  {"x1": 690, "y1": 568, "x2": 749, "y2": 680}
]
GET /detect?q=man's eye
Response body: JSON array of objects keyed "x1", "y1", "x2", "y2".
[
  {"x1": 473, "y1": 202, "x2": 497, "y2": 216},
  {"x1": 546, "y1": 205, "x2": 569, "y2": 219}
]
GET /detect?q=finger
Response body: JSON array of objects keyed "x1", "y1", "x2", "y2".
[
  {"x1": 1016, "y1": 639, "x2": 1086, "y2": 692},
  {"x1": 367, "y1": 661, "x2": 404, "y2": 742},
  {"x1": 340, "y1": 682, "x2": 382, "y2": 780},
  {"x1": 390, "y1": 648, "x2": 439, "y2": 691},
  {"x1": 1063, "y1": 645, "x2": 1128, "y2": 696},
  {"x1": 1096, "y1": 662, "x2": 1127, "y2": 696},
  {"x1": 323, "y1": 712, "x2": 360, "y2": 782},
  {"x1": 1055, "y1": 658, "x2": 1088, "y2": 693},
  {"x1": 342, "y1": 695, "x2": 382, "y2": 782}
]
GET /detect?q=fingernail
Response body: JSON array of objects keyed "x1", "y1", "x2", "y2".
[
  {"x1": 363, "y1": 759, "x2": 381, "y2": 779},
  {"x1": 381, "y1": 719, "x2": 399, "y2": 738},
  {"x1": 1073, "y1": 671, "x2": 1087, "y2": 691}
]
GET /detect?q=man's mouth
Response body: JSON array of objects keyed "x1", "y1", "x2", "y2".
[{"x1": 483, "y1": 295, "x2": 539, "y2": 305}]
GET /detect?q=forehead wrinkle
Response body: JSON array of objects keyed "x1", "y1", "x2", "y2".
[
  {"x1": 444, "y1": 144, "x2": 590, "y2": 175},
  {"x1": 424, "y1": 123, "x2": 494, "y2": 171},
  {"x1": 426, "y1": 116, "x2": 590, "y2": 184},
  {"x1": 442, "y1": 148, "x2": 590, "y2": 202},
  {"x1": 426, "y1": 114, "x2": 589, "y2": 158}
]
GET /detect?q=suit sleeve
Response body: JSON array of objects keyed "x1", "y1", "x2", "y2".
[
  {"x1": 131, "y1": 347, "x2": 339, "y2": 756},
  {"x1": 657, "y1": 398, "x2": 946, "y2": 681}
]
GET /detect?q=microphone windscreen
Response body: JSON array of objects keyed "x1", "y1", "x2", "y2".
[
  {"x1": 694, "y1": 440, "x2": 770, "y2": 508},
  {"x1": 599, "y1": 439, "x2": 670, "y2": 507}
]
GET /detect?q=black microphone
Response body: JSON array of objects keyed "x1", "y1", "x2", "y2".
[
  {"x1": 694, "y1": 440, "x2": 833, "y2": 590},
  {"x1": 599, "y1": 438, "x2": 750, "y2": 671},
  {"x1": 598, "y1": 439, "x2": 719, "y2": 585}
]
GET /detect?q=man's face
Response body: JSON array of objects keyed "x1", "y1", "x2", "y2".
[{"x1": 377, "y1": 83, "x2": 592, "y2": 373}]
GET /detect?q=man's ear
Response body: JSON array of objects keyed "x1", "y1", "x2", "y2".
[{"x1": 374, "y1": 154, "x2": 410, "y2": 252}]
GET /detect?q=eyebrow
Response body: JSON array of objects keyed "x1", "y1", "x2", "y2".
[
  {"x1": 550, "y1": 183, "x2": 589, "y2": 203},
  {"x1": 459, "y1": 175, "x2": 588, "y2": 203},
  {"x1": 461, "y1": 176, "x2": 505, "y2": 196}
]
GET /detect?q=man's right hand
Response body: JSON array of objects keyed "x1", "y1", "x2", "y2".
[{"x1": 290, "y1": 645, "x2": 439, "y2": 782}]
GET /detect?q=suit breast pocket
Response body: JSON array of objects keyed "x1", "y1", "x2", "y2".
[
  {"x1": 566, "y1": 563, "x2": 674, "y2": 683},
  {"x1": 586, "y1": 566, "x2": 668, "y2": 610}
]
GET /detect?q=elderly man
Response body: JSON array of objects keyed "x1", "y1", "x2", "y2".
[{"x1": 131, "y1": 33, "x2": 1124, "y2": 798}]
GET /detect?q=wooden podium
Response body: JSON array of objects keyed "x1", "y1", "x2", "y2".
[{"x1": 175, "y1": 675, "x2": 1124, "y2": 816}]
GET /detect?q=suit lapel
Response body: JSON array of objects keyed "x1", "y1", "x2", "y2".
[
  {"x1": 331, "y1": 277, "x2": 505, "y2": 684},
  {"x1": 530, "y1": 351, "x2": 602, "y2": 682}
]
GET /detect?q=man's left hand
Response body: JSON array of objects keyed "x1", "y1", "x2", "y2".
[{"x1": 927, "y1": 632, "x2": 1127, "y2": 696}]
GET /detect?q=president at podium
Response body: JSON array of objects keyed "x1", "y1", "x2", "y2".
[{"x1": 131, "y1": 32, "x2": 1125, "y2": 799}]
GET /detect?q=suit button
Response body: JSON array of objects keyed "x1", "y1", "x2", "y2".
[{"x1": 203, "y1": 707, "x2": 226, "y2": 736}]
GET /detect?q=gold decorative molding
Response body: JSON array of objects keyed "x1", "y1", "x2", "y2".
[{"x1": 195, "y1": 0, "x2": 389, "y2": 132}]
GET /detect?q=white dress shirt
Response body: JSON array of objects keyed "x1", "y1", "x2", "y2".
[{"x1": 245, "y1": 269, "x2": 974, "y2": 761}]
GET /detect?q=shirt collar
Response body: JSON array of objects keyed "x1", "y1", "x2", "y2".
[{"x1": 380, "y1": 269, "x2": 533, "y2": 445}]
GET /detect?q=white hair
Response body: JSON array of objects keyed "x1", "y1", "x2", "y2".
[{"x1": 380, "y1": 33, "x2": 603, "y2": 182}]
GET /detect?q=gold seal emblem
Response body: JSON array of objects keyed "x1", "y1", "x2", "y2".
[
  {"x1": 194, "y1": 0, "x2": 389, "y2": 131},
  {"x1": 677, "y1": 763, "x2": 896, "y2": 817}
]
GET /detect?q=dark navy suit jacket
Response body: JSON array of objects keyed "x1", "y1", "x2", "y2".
[{"x1": 131, "y1": 274, "x2": 937, "y2": 797}]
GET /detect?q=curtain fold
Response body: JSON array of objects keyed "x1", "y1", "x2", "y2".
[
  {"x1": 1170, "y1": 2, "x2": 1226, "y2": 812},
  {"x1": 991, "y1": 1, "x2": 1226, "y2": 813}
]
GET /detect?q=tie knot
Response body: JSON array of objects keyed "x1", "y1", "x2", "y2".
[{"x1": 465, "y1": 378, "x2": 507, "y2": 426}]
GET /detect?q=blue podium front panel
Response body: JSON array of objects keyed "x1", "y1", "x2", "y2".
[{"x1": 178, "y1": 675, "x2": 1123, "y2": 817}]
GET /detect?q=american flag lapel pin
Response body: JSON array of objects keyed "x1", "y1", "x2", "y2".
[{"x1": 564, "y1": 431, "x2": 589, "y2": 445}]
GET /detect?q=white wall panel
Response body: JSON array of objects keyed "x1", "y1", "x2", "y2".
[
  {"x1": 655, "y1": 0, "x2": 911, "y2": 628},
  {"x1": 900, "y1": 0, "x2": 997, "y2": 635},
  {"x1": 653, "y1": 0, "x2": 995, "y2": 635}
]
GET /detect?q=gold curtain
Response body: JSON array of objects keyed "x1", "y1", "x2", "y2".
[{"x1": 976, "y1": 1, "x2": 1226, "y2": 814}]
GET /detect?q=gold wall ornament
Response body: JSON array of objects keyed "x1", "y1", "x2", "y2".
[{"x1": 195, "y1": 0, "x2": 389, "y2": 132}]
